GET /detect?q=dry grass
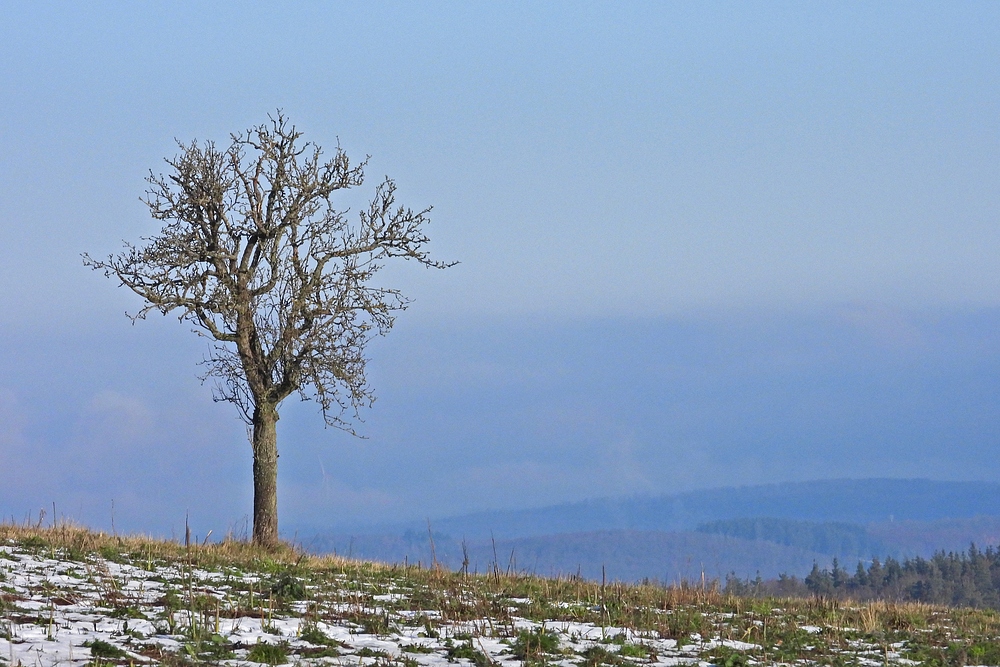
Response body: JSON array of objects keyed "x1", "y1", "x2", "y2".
[
  {"x1": 0, "y1": 520, "x2": 314, "y2": 569},
  {"x1": 3, "y1": 520, "x2": 999, "y2": 641},
  {"x1": 5, "y1": 522, "x2": 1000, "y2": 666}
]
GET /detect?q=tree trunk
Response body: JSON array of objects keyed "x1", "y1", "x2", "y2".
[{"x1": 251, "y1": 402, "x2": 280, "y2": 547}]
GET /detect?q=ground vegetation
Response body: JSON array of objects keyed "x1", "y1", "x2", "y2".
[{"x1": 3, "y1": 522, "x2": 1000, "y2": 666}]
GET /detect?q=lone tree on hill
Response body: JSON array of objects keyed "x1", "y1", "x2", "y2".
[{"x1": 85, "y1": 113, "x2": 453, "y2": 547}]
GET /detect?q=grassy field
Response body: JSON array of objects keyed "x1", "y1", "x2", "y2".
[{"x1": 1, "y1": 523, "x2": 1000, "y2": 666}]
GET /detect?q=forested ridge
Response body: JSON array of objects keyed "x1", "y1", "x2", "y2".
[
  {"x1": 729, "y1": 545, "x2": 1000, "y2": 609},
  {"x1": 697, "y1": 517, "x2": 889, "y2": 559}
]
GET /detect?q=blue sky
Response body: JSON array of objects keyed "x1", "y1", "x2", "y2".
[{"x1": 1, "y1": 3, "x2": 998, "y2": 536}]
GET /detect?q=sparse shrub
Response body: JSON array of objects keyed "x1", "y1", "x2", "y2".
[
  {"x1": 63, "y1": 542, "x2": 87, "y2": 562},
  {"x1": 159, "y1": 588, "x2": 182, "y2": 611},
  {"x1": 247, "y1": 641, "x2": 289, "y2": 665},
  {"x1": 299, "y1": 622, "x2": 336, "y2": 647},
  {"x1": 357, "y1": 647, "x2": 393, "y2": 658},
  {"x1": 97, "y1": 546, "x2": 120, "y2": 561},
  {"x1": 580, "y1": 646, "x2": 622, "y2": 667},
  {"x1": 703, "y1": 646, "x2": 749, "y2": 667},
  {"x1": 184, "y1": 633, "x2": 234, "y2": 661},
  {"x1": 402, "y1": 643, "x2": 435, "y2": 653},
  {"x1": 447, "y1": 639, "x2": 491, "y2": 667},
  {"x1": 20, "y1": 536, "x2": 47, "y2": 550},
  {"x1": 417, "y1": 615, "x2": 440, "y2": 638},
  {"x1": 84, "y1": 639, "x2": 128, "y2": 659},
  {"x1": 617, "y1": 643, "x2": 655, "y2": 661},
  {"x1": 768, "y1": 627, "x2": 814, "y2": 662},
  {"x1": 658, "y1": 609, "x2": 708, "y2": 640},
  {"x1": 270, "y1": 571, "x2": 306, "y2": 600},
  {"x1": 109, "y1": 605, "x2": 145, "y2": 619},
  {"x1": 964, "y1": 641, "x2": 1000, "y2": 666},
  {"x1": 357, "y1": 610, "x2": 397, "y2": 636},
  {"x1": 511, "y1": 627, "x2": 560, "y2": 661},
  {"x1": 188, "y1": 593, "x2": 218, "y2": 612}
]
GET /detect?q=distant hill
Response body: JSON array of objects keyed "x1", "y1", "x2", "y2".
[
  {"x1": 297, "y1": 479, "x2": 1000, "y2": 583},
  {"x1": 303, "y1": 518, "x2": 1000, "y2": 584},
  {"x1": 386, "y1": 478, "x2": 1000, "y2": 540},
  {"x1": 306, "y1": 529, "x2": 834, "y2": 581},
  {"x1": 696, "y1": 516, "x2": 1000, "y2": 562},
  {"x1": 867, "y1": 515, "x2": 1000, "y2": 557},
  {"x1": 695, "y1": 517, "x2": 890, "y2": 560}
]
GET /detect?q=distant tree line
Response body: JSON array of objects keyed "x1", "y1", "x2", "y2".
[
  {"x1": 697, "y1": 517, "x2": 889, "y2": 559},
  {"x1": 726, "y1": 545, "x2": 1000, "y2": 609}
]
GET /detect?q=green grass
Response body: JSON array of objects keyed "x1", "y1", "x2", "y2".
[
  {"x1": 445, "y1": 639, "x2": 492, "y2": 666},
  {"x1": 247, "y1": 641, "x2": 289, "y2": 665},
  {"x1": 617, "y1": 642, "x2": 656, "y2": 660},
  {"x1": 580, "y1": 645, "x2": 624, "y2": 667},
  {"x1": 511, "y1": 626, "x2": 561, "y2": 659},
  {"x1": 83, "y1": 638, "x2": 129, "y2": 659}
]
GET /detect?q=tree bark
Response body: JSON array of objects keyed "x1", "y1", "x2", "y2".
[{"x1": 252, "y1": 403, "x2": 280, "y2": 547}]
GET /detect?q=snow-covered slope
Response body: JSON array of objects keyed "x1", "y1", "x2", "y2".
[{"x1": 1, "y1": 534, "x2": 997, "y2": 666}]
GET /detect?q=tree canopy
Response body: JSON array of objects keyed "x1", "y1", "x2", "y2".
[{"x1": 85, "y1": 113, "x2": 452, "y2": 545}]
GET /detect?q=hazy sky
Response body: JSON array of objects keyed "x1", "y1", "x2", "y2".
[{"x1": 1, "y1": 3, "x2": 998, "y2": 537}]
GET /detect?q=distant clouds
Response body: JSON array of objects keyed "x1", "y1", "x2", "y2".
[{"x1": 1, "y1": 306, "x2": 998, "y2": 535}]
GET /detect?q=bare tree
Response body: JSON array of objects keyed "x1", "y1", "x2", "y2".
[{"x1": 84, "y1": 113, "x2": 453, "y2": 547}]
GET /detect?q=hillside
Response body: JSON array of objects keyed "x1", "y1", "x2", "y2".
[
  {"x1": 4, "y1": 523, "x2": 1000, "y2": 667},
  {"x1": 307, "y1": 529, "x2": 834, "y2": 582},
  {"x1": 410, "y1": 479, "x2": 1000, "y2": 539},
  {"x1": 695, "y1": 518, "x2": 890, "y2": 561},
  {"x1": 299, "y1": 479, "x2": 1000, "y2": 582},
  {"x1": 303, "y1": 479, "x2": 1000, "y2": 541},
  {"x1": 868, "y1": 516, "x2": 1000, "y2": 556}
]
